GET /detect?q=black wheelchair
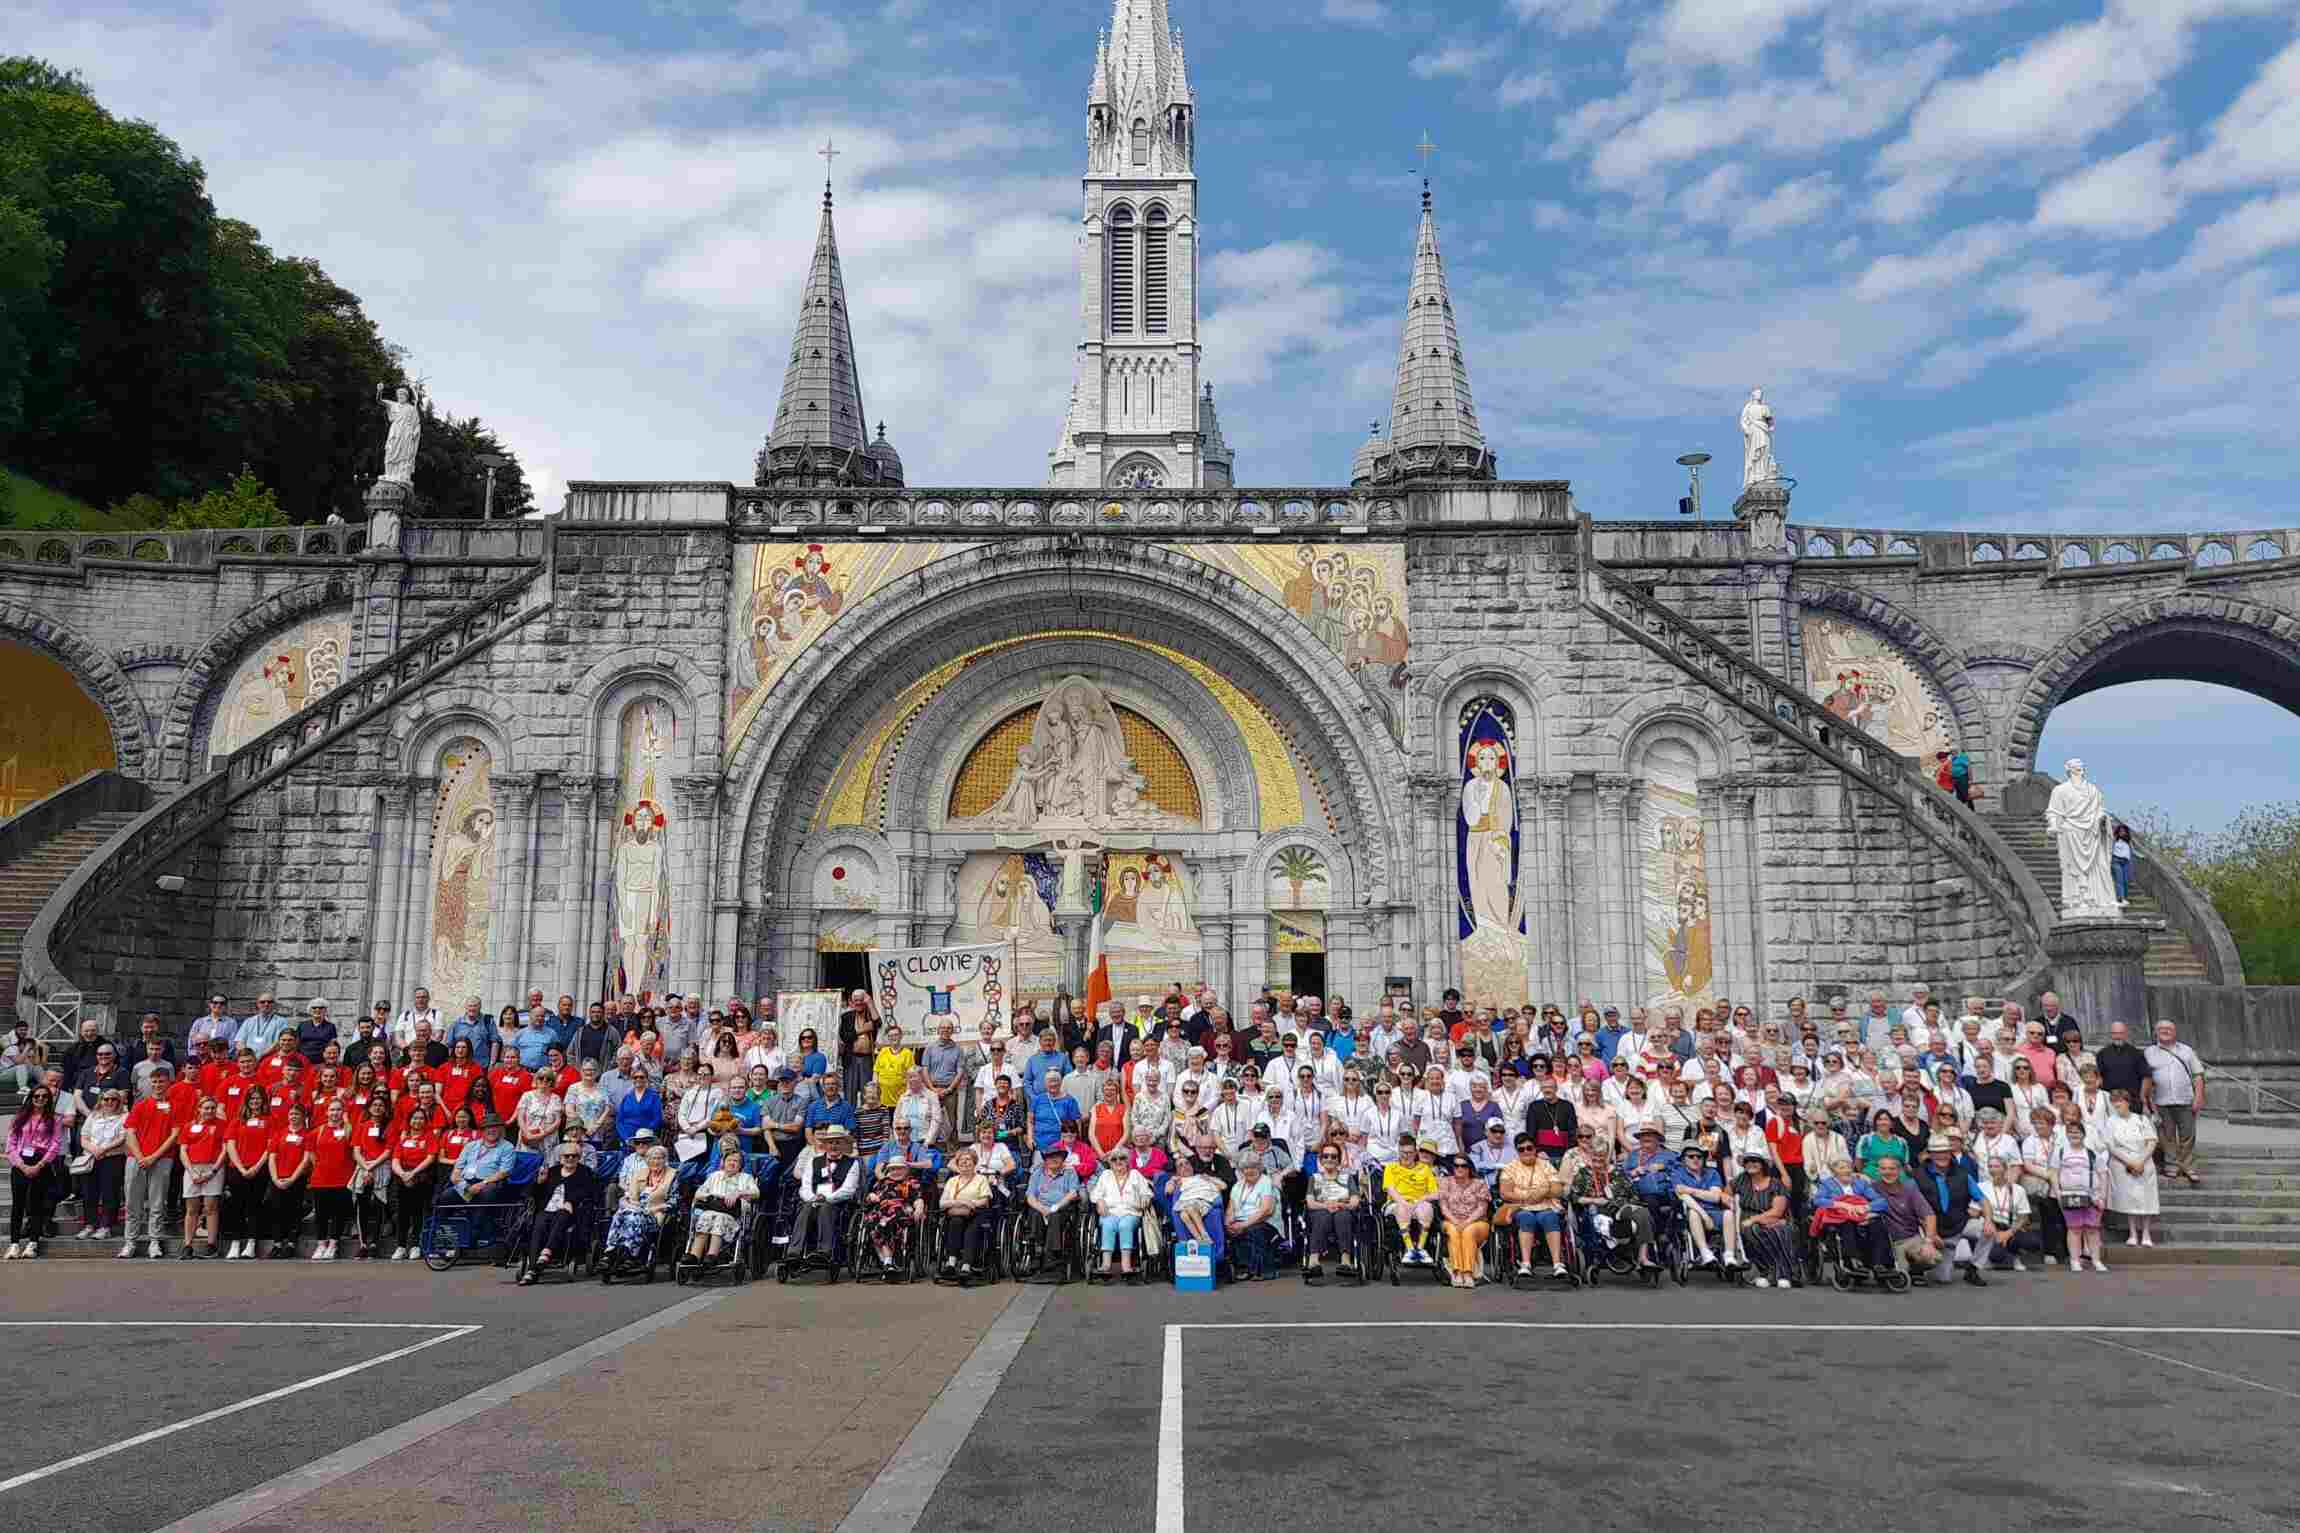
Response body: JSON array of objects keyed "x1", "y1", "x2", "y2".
[
  {"x1": 1004, "y1": 1197, "x2": 1090, "y2": 1284},
  {"x1": 674, "y1": 1194, "x2": 763, "y2": 1286},
  {"x1": 1813, "y1": 1218, "x2": 1912, "y2": 1293}
]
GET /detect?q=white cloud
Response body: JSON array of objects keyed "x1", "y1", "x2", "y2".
[
  {"x1": 2175, "y1": 39, "x2": 2300, "y2": 193},
  {"x1": 1320, "y1": 0, "x2": 1390, "y2": 24},
  {"x1": 1497, "y1": 71, "x2": 1558, "y2": 107},
  {"x1": 2034, "y1": 138, "x2": 2182, "y2": 236},
  {"x1": 1729, "y1": 173, "x2": 1840, "y2": 243},
  {"x1": 1645, "y1": 0, "x2": 1828, "y2": 69},
  {"x1": 1987, "y1": 266, "x2": 2119, "y2": 350},
  {"x1": 2180, "y1": 190, "x2": 2300, "y2": 274},
  {"x1": 1408, "y1": 41, "x2": 1503, "y2": 79},
  {"x1": 1507, "y1": 0, "x2": 1617, "y2": 31},
  {"x1": 1676, "y1": 165, "x2": 1746, "y2": 223},
  {"x1": 1853, "y1": 220, "x2": 2021, "y2": 298}
]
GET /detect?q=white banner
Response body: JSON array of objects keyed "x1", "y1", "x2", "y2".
[
  {"x1": 775, "y1": 990, "x2": 844, "y2": 1070},
  {"x1": 870, "y1": 942, "x2": 1011, "y2": 1046}
]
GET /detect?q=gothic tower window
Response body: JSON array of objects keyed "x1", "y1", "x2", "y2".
[
  {"x1": 1143, "y1": 205, "x2": 1169, "y2": 335},
  {"x1": 1107, "y1": 203, "x2": 1136, "y2": 335},
  {"x1": 1131, "y1": 117, "x2": 1149, "y2": 166}
]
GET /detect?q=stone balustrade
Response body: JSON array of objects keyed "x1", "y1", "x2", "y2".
[{"x1": 0, "y1": 523, "x2": 367, "y2": 569}]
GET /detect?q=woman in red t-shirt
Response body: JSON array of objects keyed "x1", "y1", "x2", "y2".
[
  {"x1": 218, "y1": 1050, "x2": 265, "y2": 1122},
  {"x1": 222, "y1": 1089, "x2": 273, "y2": 1260},
  {"x1": 438, "y1": 1038, "x2": 485, "y2": 1116},
  {"x1": 351, "y1": 1094, "x2": 394, "y2": 1258},
  {"x1": 265, "y1": 1104, "x2": 315, "y2": 1258},
  {"x1": 306, "y1": 1100, "x2": 358, "y2": 1261},
  {"x1": 389, "y1": 1104, "x2": 442, "y2": 1259},
  {"x1": 347, "y1": 1062, "x2": 386, "y2": 1122},
  {"x1": 436, "y1": 1104, "x2": 480, "y2": 1170},
  {"x1": 487, "y1": 1059, "x2": 533, "y2": 1126},
  {"x1": 389, "y1": 1047, "x2": 436, "y2": 1102},
  {"x1": 179, "y1": 1096, "x2": 229, "y2": 1259}
]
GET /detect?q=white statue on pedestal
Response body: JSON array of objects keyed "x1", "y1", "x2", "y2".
[
  {"x1": 2045, "y1": 758, "x2": 2120, "y2": 918},
  {"x1": 377, "y1": 384, "x2": 421, "y2": 485},
  {"x1": 959, "y1": 675, "x2": 1194, "y2": 832},
  {"x1": 1739, "y1": 387, "x2": 1777, "y2": 489}
]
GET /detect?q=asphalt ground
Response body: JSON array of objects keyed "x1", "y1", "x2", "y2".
[{"x1": 7, "y1": 1261, "x2": 2298, "y2": 1533}]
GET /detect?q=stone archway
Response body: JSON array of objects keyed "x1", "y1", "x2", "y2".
[
  {"x1": 0, "y1": 598, "x2": 151, "y2": 783},
  {"x1": 721, "y1": 540, "x2": 1413, "y2": 970},
  {"x1": 2003, "y1": 593, "x2": 2300, "y2": 779},
  {"x1": 157, "y1": 575, "x2": 356, "y2": 781}
]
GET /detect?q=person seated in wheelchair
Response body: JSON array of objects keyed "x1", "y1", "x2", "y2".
[
  {"x1": 684, "y1": 1145, "x2": 760, "y2": 1267},
  {"x1": 860, "y1": 1157, "x2": 927, "y2": 1280},
  {"x1": 438, "y1": 1115, "x2": 517, "y2": 1211},
  {"x1": 1225, "y1": 1157, "x2": 1281, "y2": 1280},
  {"x1": 1623, "y1": 1124, "x2": 1681, "y2": 1272},
  {"x1": 1812, "y1": 1154, "x2": 1891, "y2": 1274},
  {"x1": 1570, "y1": 1134, "x2": 1651, "y2": 1268},
  {"x1": 517, "y1": 1140, "x2": 600, "y2": 1285},
  {"x1": 1171, "y1": 1150, "x2": 1224, "y2": 1243},
  {"x1": 937, "y1": 1146, "x2": 999, "y2": 1287},
  {"x1": 602, "y1": 1142, "x2": 679, "y2": 1272},
  {"x1": 1300, "y1": 1141, "x2": 1362, "y2": 1281},
  {"x1": 789, "y1": 1125, "x2": 861, "y2": 1264},
  {"x1": 1024, "y1": 1143, "x2": 1082, "y2": 1269},
  {"x1": 1380, "y1": 1136, "x2": 1442, "y2": 1266},
  {"x1": 871, "y1": 1118, "x2": 942, "y2": 1186},
  {"x1": 1469, "y1": 1118, "x2": 1512, "y2": 1186},
  {"x1": 1436, "y1": 1153, "x2": 1492, "y2": 1289},
  {"x1": 1089, "y1": 1143, "x2": 1157, "y2": 1284},
  {"x1": 1670, "y1": 1143, "x2": 1742, "y2": 1270},
  {"x1": 1497, "y1": 1132, "x2": 1569, "y2": 1281}
]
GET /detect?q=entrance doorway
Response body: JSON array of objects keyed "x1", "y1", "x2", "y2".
[
  {"x1": 818, "y1": 951, "x2": 868, "y2": 997},
  {"x1": 1288, "y1": 953, "x2": 1326, "y2": 1003}
]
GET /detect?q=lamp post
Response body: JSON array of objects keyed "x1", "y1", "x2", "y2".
[
  {"x1": 1675, "y1": 451, "x2": 1710, "y2": 517},
  {"x1": 475, "y1": 453, "x2": 510, "y2": 521}
]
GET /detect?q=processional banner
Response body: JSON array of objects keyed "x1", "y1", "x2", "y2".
[{"x1": 869, "y1": 942, "x2": 1011, "y2": 1046}]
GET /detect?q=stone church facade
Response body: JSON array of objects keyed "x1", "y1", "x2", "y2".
[{"x1": 4, "y1": 0, "x2": 2295, "y2": 1051}]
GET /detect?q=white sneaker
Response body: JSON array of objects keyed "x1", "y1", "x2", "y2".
[
  {"x1": 390, "y1": 1246, "x2": 406, "y2": 1260},
  {"x1": 1515, "y1": 1262, "x2": 1531, "y2": 1276},
  {"x1": 1550, "y1": 1264, "x2": 1567, "y2": 1279},
  {"x1": 2013, "y1": 1258, "x2": 2028, "y2": 1272},
  {"x1": 3, "y1": 1243, "x2": 18, "y2": 1260},
  {"x1": 77, "y1": 1227, "x2": 97, "y2": 1240},
  {"x1": 401, "y1": 1248, "x2": 417, "y2": 1261},
  {"x1": 309, "y1": 1243, "x2": 326, "y2": 1261},
  {"x1": 1751, "y1": 1275, "x2": 1770, "y2": 1288},
  {"x1": 2044, "y1": 1255, "x2": 2058, "y2": 1266},
  {"x1": 2093, "y1": 1256, "x2": 2110, "y2": 1273},
  {"x1": 148, "y1": 1241, "x2": 164, "y2": 1259},
  {"x1": 118, "y1": 1241, "x2": 136, "y2": 1258}
]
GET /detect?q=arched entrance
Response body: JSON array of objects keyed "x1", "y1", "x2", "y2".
[
  {"x1": 0, "y1": 639, "x2": 121, "y2": 814},
  {"x1": 720, "y1": 539, "x2": 1411, "y2": 1005}
]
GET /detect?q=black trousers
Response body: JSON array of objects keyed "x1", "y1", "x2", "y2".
[
  {"x1": 224, "y1": 1167, "x2": 268, "y2": 1240},
  {"x1": 312, "y1": 1187, "x2": 353, "y2": 1240},
  {"x1": 9, "y1": 1164, "x2": 61, "y2": 1241},
  {"x1": 356, "y1": 1188, "x2": 389, "y2": 1248},
  {"x1": 394, "y1": 1171, "x2": 436, "y2": 1246},
  {"x1": 943, "y1": 1208, "x2": 994, "y2": 1266},
  {"x1": 526, "y1": 1208, "x2": 580, "y2": 1260},
  {"x1": 268, "y1": 1181, "x2": 308, "y2": 1244},
  {"x1": 1306, "y1": 1207, "x2": 1352, "y2": 1259}
]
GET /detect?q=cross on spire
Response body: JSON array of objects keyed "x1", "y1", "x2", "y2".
[
  {"x1": 1415, "y1": 131, "x2": 1438, "y2": 209},
  {"x1": 818, "y1": 137, "x2": 841, "y2": 205}
]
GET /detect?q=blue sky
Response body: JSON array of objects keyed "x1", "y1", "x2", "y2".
[{"x1": 24, "y1": 0, "x2": 2300, "y2": 829}]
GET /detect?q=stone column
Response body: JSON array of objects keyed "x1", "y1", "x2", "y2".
[
  {"x1": 1720, "y1": 783, "x2": 1763, "y2": 1017},
  {"x1": 1593, "y1": 774, "x2": 1637, "y2": 1010},
  {"x1": 1529, "y1": 776, "x2": 1573, "y2": 1003},
  {"x1": 365, "y1": 776, "x2": 416, "y2": 1009},
  {"x1": 405, "y1": 778, "x2": 440, "y2": 997},
  {"x1": 489, "y1": 773, "x2": 539, "y2": 1001},
  {"x1": 580, "y1": 774, "x2": 617, "y2": 1004},
  {"x1": 560, "y1": 775, "x2": 602, "y2": 1006},
  {"x1": 711, "y1": 902, "x2": 742, "y2": 1005},
  {"x1": 1735, "y1": 479, "x2": 1797, "y2": 678},
  {"x1": 1406, "y1": 773, "x2": 1457, "y2": 999},
  {"x1": 671, "y1": 774, "x2": 721, "y2": 996},
  {"x1": 2045, "y1": 919, "x2": 2157, "y2": 1035}
]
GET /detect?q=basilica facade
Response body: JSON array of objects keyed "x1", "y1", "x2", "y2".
[{"x1": 5, "y1": 0, "x2": 2281, "y2": 1044}]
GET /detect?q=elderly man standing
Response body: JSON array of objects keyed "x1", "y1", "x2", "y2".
[
  {"x1": 235, "y1": 995, "x2": 289, "y2": 1057},
  {"x1": 392, "y1": 988, "x2": 441, "y2": 1051},
  {"x1": 923, "y1": 1019, "x2": 968, "y2": 1148},
  {"x1": 2142, "y1": 1020, "x2": 2206, "y2": 1184}
]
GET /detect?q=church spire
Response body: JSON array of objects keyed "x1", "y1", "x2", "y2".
[
  {"x1": 1356, "y1": 177, "x2": 1495, "y2": 485},
  {"x1": 757, "y1": 149, "x2": 903, "y2": 489}
]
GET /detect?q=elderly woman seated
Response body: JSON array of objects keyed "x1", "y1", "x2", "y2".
[
  {"x1": 861, "y1": 1158, "x2": 929, "y2": 1280},
  {"x1": 601, "y1": 1143, "x2": 679, "y2": 1274},
  {"x1": 937, "y1": 1146, "x2": 999, "y2": 1287},
  {"x1": 1497, "y1": 1132, "x2": 1568, "y2": 1280},
  {"x1": 1089, "y1": 1144, "x2": 1157, "y2": 1285},
  {"x1": 684, "y1": 1145, "x2": 760, "y2": 1266},
  {"x1": 1170, "y1": 1150, "x2": 1224, "y2": 1243},
  {"x1": 518, "y1": 1141, "x2": 600, "y2": 1285}
]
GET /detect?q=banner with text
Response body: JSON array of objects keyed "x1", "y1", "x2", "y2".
[{"x1": 870, "y1": 941, "x2": 1011, "y2": 1046}]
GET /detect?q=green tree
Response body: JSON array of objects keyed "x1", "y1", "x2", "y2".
[
  {"x1": 411, "y1": 400, "x2": 535, "y2": 520},
  {"x1": 163, "y1": 465, "x2": 286, "y2": 529},
  {"x1": 2131, "y1": 803, "x2": 2300, "y2": 985}
]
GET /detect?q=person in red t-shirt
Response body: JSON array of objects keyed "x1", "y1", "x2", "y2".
[
  {"x1": 435, "y1": 1104, "x2": 480, "y2": 1171},
  {"x1": 121, "y1": 1069, "x2": 182, "y2": 1258},
  {"x1": 306, "y1": 1100, "x2": 358, "y2": 1260},
  {"x1": 438, "y1": 1038, "x2": 485, "y2": 1116},
  {"x1": 350, "y1": 1094, "x2": 394, "y2": 1257},
  {"x1": 196, "y1": 1038, "x2": 235, "y2": 1099},
  {"x1": 163, "y1": 1071, "x2": 203, "y2": 1136},
  {"x1": 219, "y1": 1049, "x2": 265, "y2": 1121},
  {"x1": 347, "y1": 1062, "x2": 386, "y2": 1123},
  {"x1": 255, "y1": 1035, "x2": 301, "y2": 1092},
  {"x1": 541, "y1": 1045, "x2": 580, "y2": 1097},
  {"x1": 393, "y1": 1080, "x2": 443, "y2": 1139},
  {"x1": 222, "y1": 1090, "x2": 273, "y2": 1259},
  {"x1": 179, "y1": 1096, "x2": 228, "y2": 1259},
  {"x1": 389, "y1": 1104, "x2": 442, "y2": 1259},
  {"x1": 264, "y1": 1104, "x2": 315, "y2": 1258},
  {"x1": 488, "y1": 1060, "x2": 534, "y2": 1125},
  {"x1": 272, "y1": 1057, "x2": 311, "y2": 1117}
]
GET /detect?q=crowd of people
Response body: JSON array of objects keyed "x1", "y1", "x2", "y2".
[{"x1": 2, "y1": 980, "x2": 2211, "y2": 1295}]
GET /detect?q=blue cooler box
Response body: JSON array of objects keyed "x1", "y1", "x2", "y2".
[{"x1": 1173, "y1": 1239, "x2": 1216, "y2": 1292}]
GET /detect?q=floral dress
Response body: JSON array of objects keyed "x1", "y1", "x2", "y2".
[{"x1": 860, "y1": 1171, "x2": 923, "y2": 1252}]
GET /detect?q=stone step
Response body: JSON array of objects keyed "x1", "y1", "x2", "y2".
[
  {"x1": 2118, "y1": 1223, "x2": 2300, "y2": 1246},
  {"x1": 2155, "y1": 1205, "x2": 2300, "y2": 1227},
  {"x1": 2105, "y1": 1243, "x2": 2300, "y2": 1268},
  {"x1": 2162, "y1": 1189, "x2": 2300, "y2": 1209}
]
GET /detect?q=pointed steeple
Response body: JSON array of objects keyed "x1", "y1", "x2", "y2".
[
  {"x1": 757, "y1": 169, "x2": 902, "y2": 488},
  {"x1": 1358, "y1": 181, "x2": 1495, "y2": 485}
]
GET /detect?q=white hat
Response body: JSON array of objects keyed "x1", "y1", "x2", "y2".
[
  {"x1": 1137, "y1": 995, "x2": 1156, "y2": 1008},
  {"x1": 308, "y1": 998, "x2": 331, "y2": 1013}
]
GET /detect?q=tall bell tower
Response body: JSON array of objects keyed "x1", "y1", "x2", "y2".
[{"x1": 1048, "y1": 1, "x2": 1233, "y2": 489}]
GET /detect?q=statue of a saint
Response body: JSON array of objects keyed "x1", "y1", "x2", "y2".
[
  {"x1": 955, "y1": 675, "x2": 1193, "y2": 832},
  {"x1": 2044, "y1": 758, "x2": 2121, "y2": 918},
  {"x1": 377, "y1": 384, "x2": 421, "y2": 485},
  {"x1": 1739, "y1": 387, "x2": 1777, "y2": 489}
]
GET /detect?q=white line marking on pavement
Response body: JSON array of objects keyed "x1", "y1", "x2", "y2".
[
  {"x1": 1172, "y1": 1322, "x2": 2300, "y2": 1335},
  {"x1": 149, "y1": 1293, "x2": 725, "y2": 1533},
  {"x1": 0, "y1": 1321, "x2": 465, "y2": 1329},
  {"x1": 0, "y1": 1325, "x2": 482, "y2": 1495},
  {"x1": 1157, "y1": 1325, "x2": 1185, "y2": 1533},
  {"x1": 834, "y1": 1283, "x2": 1053, "y2": 1533},
  {"x1": 2088, "y1": 1335, "x2": 2300, "y2": 1402}
]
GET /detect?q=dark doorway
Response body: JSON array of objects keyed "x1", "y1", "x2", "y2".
[
  {"x1": 1288, "y1": 953, "x2": 1326, "y2": 1002},
  {"x1": 819, "y1": 951, "x2": 869, "y2": 997}
]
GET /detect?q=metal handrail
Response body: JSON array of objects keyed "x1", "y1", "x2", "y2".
[
  {"x1": 1579, "y1": 560, "x2": 2060, "y2": 984},
  {"x1": 20, "y1": 568, "x2": 552, "y2": 1011},
  {"x1": 2210, "y1": 1065, "x2": 2300, "y2": 1117}
]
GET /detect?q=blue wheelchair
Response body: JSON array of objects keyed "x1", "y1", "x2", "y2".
[{"x1": 421, "y1": 1151, "x2": 545, "y2": 1271}]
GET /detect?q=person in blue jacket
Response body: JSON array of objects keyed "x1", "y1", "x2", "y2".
[{"x1": 1669, "y1": 1143, "x2": 1736, "y2": 1268}]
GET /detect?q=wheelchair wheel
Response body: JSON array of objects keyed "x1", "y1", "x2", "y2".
[
  {"x1": 1880, "y1": 1267, "x2": 1911, "y2": 1293},
  {"x1": 1825, "y1": 1251, "x2": 1852, "y2": 1292},
  {"x1": 423, "y1": 1225, "x2": 463, "y2": 1273},
  {"x1": 1669, "y1": 1250, "x2": 1690, "y2": 1286}
]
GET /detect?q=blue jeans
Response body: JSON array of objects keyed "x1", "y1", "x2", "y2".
[
  {"x1": 2112, "y1": 856, "x2": 2131, "y2": 901},
  {"x1": 1098, "y1": 1212, "x2": 1141, "y2": 1253}
]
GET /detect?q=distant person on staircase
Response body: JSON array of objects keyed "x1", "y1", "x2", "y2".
[
  {"x1": 1949, "y1": 747, "x2": 1972, "y2": 805},
  {"x1": 2110, "y1": 824, "x2": 2134, "y2": 904}
]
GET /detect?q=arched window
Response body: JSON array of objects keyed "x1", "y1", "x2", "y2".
[
  {"x1": 1131, "y1": 118, "x2": 1149, "y2": 166},
  {"x1": 1107, "y1": 204, "x2": 1135, "y2": 335},
  {"x1": 1143, "y1": 206, "x2": 1169, "y2": 335}
]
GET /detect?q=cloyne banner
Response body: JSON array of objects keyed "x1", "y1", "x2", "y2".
[{"x1": 870, "y1": 941, "x2": 1010, "y2": 1046}]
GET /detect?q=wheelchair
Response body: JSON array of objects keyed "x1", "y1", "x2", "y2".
[
  {"x1": 1378, "y1": 1202, "x2": 1448, "y2": 1286},
  {"x1": 849, "y1": 1171, "x2": 934, "y2": 1284},
  {"x1": 777, "y1": 1194, "x2": 855, "y2": 1284},
  {"x1": 674, "y1": 1196, "x2": 762, "y2": 1286},
  {"x1": 1812, "y1": 1219, "x2": 1912, "y2": 1293},
  {"x1": 513, "y1": 1189, "x2": 607, "y2": 1285},
  {"x1": 927, "y1": 1190, "x2": 1014, "y2": 1286},
  {"x1": 422, "y1": 1151, "x2": 545, "y2": 1271},
  {"x1": 1566, "y1": 1203, "x2": 1643, "y2": 1288},
  {"x1": 598, "y1": 1186, "x2": 688, "y2": 1285},
  {"x1": 1671, "y1": 1195, "x2": 1754, "y2": 1288},
  {"x1": 1004, "y1": 1198, "x2": 1090, "y2": 1284}
]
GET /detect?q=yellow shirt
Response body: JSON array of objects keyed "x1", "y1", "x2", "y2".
[
  {"x1": 1383, "y1": 1160, "x2": 1437, "y2": 1202},
  {"x1": 872, "y1": 1047, "x2": 916, "y2": 1109}
]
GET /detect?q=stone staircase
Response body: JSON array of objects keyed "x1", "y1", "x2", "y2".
[
  {"x1": 2116, "y1": 1145, "x2": 2300, "y2": 1266},
  {"x1": 0, "y1": 811, "x2": 140, "y2": 1020},
  {"x1": 1989, "y1": 820, "x2": 2209, "y2": 980}
]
